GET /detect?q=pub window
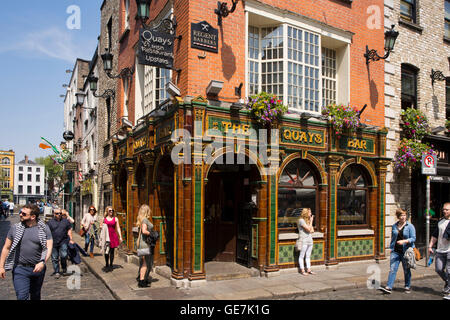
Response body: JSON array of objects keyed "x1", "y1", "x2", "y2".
[
  {"x1": 337, "y1": 165, "x2": 369, "y2": 227},
  {"x1": 445, "y1": 0, "x2": 450, "y2": 39},
  {"x1": 400, "y1": 0, "x2": 417, "y2": 23},
  {"x1": 278, "y1": 159, "x2": 319, "y2": 231},
  {"x1": 247, "y1": 14, "x2": 350, "y2": 114},
  {"x1": 401, "y1": 64, "x2": 418, "y2": 110}
]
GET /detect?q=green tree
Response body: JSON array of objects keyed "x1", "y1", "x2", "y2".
[{"x1": 35, "y1": 156, "x2": 63, "y2": 194}]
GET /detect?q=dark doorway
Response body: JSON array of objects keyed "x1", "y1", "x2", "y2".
[{"x1": 205, "y1": 157, "x2": 260, "y2": 265}]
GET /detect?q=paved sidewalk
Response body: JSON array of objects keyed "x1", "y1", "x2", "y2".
[{"x1": 73, "y1": 232, "x2": 438, "y2": 300}]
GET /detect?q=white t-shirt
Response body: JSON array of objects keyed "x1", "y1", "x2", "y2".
[
  {"x1": 298, "y1": 218, "x2": 313, "y2": 245},
  {"x1": 436, "y1": 219, "x2": 450, "y2": 253}
]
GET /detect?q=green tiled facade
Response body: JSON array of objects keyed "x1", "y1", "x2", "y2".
[
  {"x1": 278, "y1": 242, "x2": 324, "y2": 265},
  {"x1": 194, "y1": 166, "x2": 202, "y2": 272},
  {"x1": 337, "y1": 239, "x2": 374, "y2": 258}
]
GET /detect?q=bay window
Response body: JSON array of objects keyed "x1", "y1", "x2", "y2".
[{"x1": 247, "y1": 12, "x2": 348, "y2": 114}]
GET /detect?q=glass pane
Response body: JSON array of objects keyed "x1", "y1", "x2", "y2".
[
  {"x1": 339, "y1": 165, "x2": 367, "y2": 187},
  {"x1": 337, "y1": 189, "x2": 367, "y2": 225},
  {"x1": 280, "y1": 159, "x2": 317, "y2": 187},
  {"x1": 446, "y1": 0, "x2": 450, "y2": 20},
  {"x1": 278, "y1": 188, "x2": 316, "y2": 229}
]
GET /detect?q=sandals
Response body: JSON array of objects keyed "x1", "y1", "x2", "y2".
[
  {"x1": 306, "y1": 270, "x2": 316, "y2": 275},
  {"x1": 300, "y1": 269, "x2": 309, "y2": 275}
]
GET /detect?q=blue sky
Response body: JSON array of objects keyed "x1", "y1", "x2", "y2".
[{"x1": 0, "y1": 0, "x2": 103, "y2": 163}]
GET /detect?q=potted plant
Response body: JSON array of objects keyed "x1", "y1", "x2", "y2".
[
  {"x1": 321, "y1": 104, "x2": 361, "y2": 138},
  {"x1": 400, "y1": 108, "x2": 430, "y2": 140},
  {"x1": 393, "y1": 139, "x2": 435, "y2": 172},
  {"x1": 246, "y1": 92, "x2": 288, "y2": 127}
]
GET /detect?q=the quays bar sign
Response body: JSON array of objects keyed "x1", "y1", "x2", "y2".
[
  {"x1": 280, "y1": 126, "x2": 325, "y2": 148},
  {"x1": 338, "y1": 136, "x2": 375, "y2": 154},
  {"x1": 191, "y1": 21, "x2": 218, "y2": 53},
  {"x1": 138, "y1": 28, "x2": 174, "y2": 69},
  {"x1": 133, "y1": 135, "x2": 148, "y2": 153}
]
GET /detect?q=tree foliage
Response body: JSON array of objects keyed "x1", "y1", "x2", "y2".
[{"x1": 35, "y1": 156, "x2": 63, "y2": 191}]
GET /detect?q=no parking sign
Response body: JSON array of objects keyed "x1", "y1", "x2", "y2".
[{"x1": 421, "y1": 154, "x2": 437, "y2": 175}]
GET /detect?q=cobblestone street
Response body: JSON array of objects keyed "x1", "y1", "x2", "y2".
[{"x1": 0, "y1": 215, "x2": 115, "y2": 300}]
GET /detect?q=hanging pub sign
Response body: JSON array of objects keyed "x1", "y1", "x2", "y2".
[
  {"x1": 191, "y1": 21, "x2": 218, "y2": 53},
  {"x1": 138, "y1": 28, "x2": 174, "y2": 69}
]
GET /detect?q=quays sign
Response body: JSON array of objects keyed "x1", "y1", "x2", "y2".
[
  {"x1": 138, "y1": 28, "x2": 174, "y2": 69},
  {"x1": 280, "y1": 126, "x2": 325, "y2": 148}
]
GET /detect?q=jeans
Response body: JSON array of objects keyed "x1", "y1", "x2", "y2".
[
  {"x1": 435, "y1": 252, "x2": 450, "y2": 290},
  {"x1": 387, "y1": 251, "x2": 411, "y2": 289},
  {"x1": 84, "y1": 232, "x2": 95, "y2": 253},
  {"x1": 51, "y1": 243, "x2": 68, "y2": 274},
  {"x1": 12, "y1": 265, "x2": 46, "y2": 300},
  {"x1": 298, "y1": 244, "x2": 313, "y2": 270}
]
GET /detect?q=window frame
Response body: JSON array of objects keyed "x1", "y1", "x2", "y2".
[
  {"x1": 446, "y1": 0, "x2": 450, "y2": 39},
  {"x1": 401, "y1": 64, "x2": 418, "y2": 110},
  {"x1": 400, "y1": 0, "x2": 417, "y2": 23},
  {"x1": 337, "y1": 165, "x2": 370, "y2": 229},
  {"x1": 277, "y1": 159, "x2": 320, "y2": 233}
]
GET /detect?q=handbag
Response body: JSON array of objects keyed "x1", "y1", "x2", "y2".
[
  {"x1": 295, "y1": 237, "x2": 303, "y2": 251},
  {"x1": 413, "y1": 247, "x2": 421, "y2": 261},
  {"x1": 79, "y1": 226, "x2": 86, "y2": 237},
  {"x1": 137, "y1": 226, "x2": 150, "y2": 256}
]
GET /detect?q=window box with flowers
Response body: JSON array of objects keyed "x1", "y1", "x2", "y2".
[
  {"x1": 446, "y1": 119, "x2": 450, "y2": 136},
  {"x1": 246, "y1": 92, "x2": 288, "y2": 127},
  {"x1": 321, "y1": 104, "x2": 361, "y2": 138},
  {"x1": 393, "y1": 108, "x2": 436, "y2": 172}
]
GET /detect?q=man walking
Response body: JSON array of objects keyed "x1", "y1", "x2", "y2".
[
  {"x1": 47, "y1": 208, "x2": 74, "y2": 278},
  {"x1": 428, "y1": 202, "x2": 450, "y2": 300},
  {"x1": 9, "y1": 202, "x2": 14, "y2": 216},
  {"x1": 0, "y1": 204, "x2": 53, "y2": 300}
]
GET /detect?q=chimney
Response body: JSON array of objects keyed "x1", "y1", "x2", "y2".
[{"x1": 25, "y1": 155, "x2": 28, "y2": 164}]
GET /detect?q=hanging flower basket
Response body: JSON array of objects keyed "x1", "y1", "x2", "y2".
[
  {"x1": 321, "y1": 104, "x2": 361, "y2": 138},
  {"x1": 446, "y1": 119, "x2": 450, "y2": 135},
  {"x1": 246, "y1": 92, "x2": 288, "y2": 127},
  {"x1": 400, "y1": 108, "x2": 430, "y2": 140},
  {"x1": 393, "y1": 138, "x2": 435, "y2": 172}
]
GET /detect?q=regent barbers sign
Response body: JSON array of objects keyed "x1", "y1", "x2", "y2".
[
  {"x1": 191, "y1": 21, "x2": 218, "y2": 53},
  {"x1": 138, "y1": 28, "x2": 174, "y2": 69}
]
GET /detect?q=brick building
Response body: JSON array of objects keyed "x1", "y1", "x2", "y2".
[
  {"x1": 106, "y1": 0, "x2": 389, "y2": 286},
  {"x1": 383, "y1": 0, "x2": 450, "y2": 253}
]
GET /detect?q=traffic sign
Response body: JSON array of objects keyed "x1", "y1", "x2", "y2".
[{"x1": 421, "y1": 154, "x2": 437, "y2": 175}]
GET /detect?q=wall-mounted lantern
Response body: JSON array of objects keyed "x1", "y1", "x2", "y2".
[{"x1": 364, "y1": 25, "x2": 399, "y2": 64}]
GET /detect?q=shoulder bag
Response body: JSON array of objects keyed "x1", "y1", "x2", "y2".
[{"x1": 137, "y1": 226, "x2": 150, "y2": 256}]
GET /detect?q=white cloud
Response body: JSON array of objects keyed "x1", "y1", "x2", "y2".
[{"x1": 0, "y1": 27, "x2": 95, "y2": 62}]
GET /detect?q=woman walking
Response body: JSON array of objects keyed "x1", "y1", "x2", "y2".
[
  {"x1": 298, "y1": 208, "x2": 315, "y2": 275},
  {"x1": 81, "y1": 206, "x2": 98, "y2": 258},
  {"x1": 101, "y1": 206, "x2": 122, "y2": 272},
  {"x1": 135, "y1": 204, "x2": 154, "y2": 288},
  {"x1": 380, "y1": 208, "x2": 416, "y2": 294}
]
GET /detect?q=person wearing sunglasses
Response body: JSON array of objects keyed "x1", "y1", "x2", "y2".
[
  {"x1": 0, "y1": 204, "x2": 53, "y2": 300},
  {"x1": 47, "y1": 209, "x2": 74, "y2": 279},
  {"x1": 81, "y1": 206, "x2": 98, "y2": 258},
  {"x1": 99, "y1": 206, "x2": 122, "y2": 272}
]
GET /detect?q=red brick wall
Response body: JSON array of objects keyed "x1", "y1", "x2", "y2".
[{"x1": 118, "y1": 0, "x2": 386, "y2": 127}]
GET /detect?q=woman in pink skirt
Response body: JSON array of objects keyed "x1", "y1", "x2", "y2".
[{"x1": 101, "y1": 206, "x2": 122, "y2": 272}]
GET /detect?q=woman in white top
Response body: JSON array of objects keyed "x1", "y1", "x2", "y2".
[
  {"x1": 81, "y1": 206, "x2": 98, "y2": 258},
  {"x1": 298, "y1": 208, "x2": 315, "y2": 275}
]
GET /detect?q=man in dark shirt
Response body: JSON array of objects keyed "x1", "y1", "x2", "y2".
[
  {"x1": 47, "y1": 208, "x2": 74, "y2": 278},
  {"x1": 0, "y1": 204, "x2": 53, "y2": 300}
]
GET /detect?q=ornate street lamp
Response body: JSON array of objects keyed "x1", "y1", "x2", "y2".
[
  {"x1": 364, "y1": 25, "x2": 399, "y2": 64},
  {"x1": 75, "y1": 92, "x2": 85, "y2": 106},
  {"x1": 135, "y1": 0, "x2": 151, "y2": 22},
  {"x1": 215, "y1": 0, "x2": 240, "y2": 26},
  {"x1": 87, "y1": 75, "x2": 116, "y2": 102},
  {"x1": 430, "y1": 69, "x2": 446, "y2": 86},
  {"x1": 100, "y1": 48, "x2": 134, "y2": 80},
  {"x1": 135, "y1": 0, "x2": 178, "y2": 35}
]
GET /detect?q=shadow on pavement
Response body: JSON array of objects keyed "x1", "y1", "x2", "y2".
[{"x1": 410, "y1": 285, "x2": 443, "y2": 297}]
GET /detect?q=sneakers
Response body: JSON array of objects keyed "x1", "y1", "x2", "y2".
[
  {"x1": 55, "y1": 273, "x2": 61, "y2": 279},
  {"x1": 404, "y1": 287, "x2": 411, "y2": 294},
  {"x1": 443, "y1": 293, "x2": 450, "y2": 300},
  {"x1": 443, "y1": 286, "x2": 450, "y2": 294},
  {"x1": 379, "y1": 286, "x2": 392, "y2": 294}
]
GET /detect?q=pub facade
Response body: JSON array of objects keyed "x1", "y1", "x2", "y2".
[{"x1": 108, "y1": 0, "x2": 388, "y2": 285}]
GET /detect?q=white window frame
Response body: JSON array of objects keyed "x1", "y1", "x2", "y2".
[
  {"x1": 124, "y1": 0, "x2": 130, "y2": 30},
  {"x1": 245, "y1": 4, "x2": 351, "y2": 115}
]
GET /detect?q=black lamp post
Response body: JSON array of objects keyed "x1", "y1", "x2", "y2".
[
  {"x1": 87, "y1": 75, "x2": 116, "y2": 102},
  {"x1": 364, "y1": 25, "x2": 399, "y2": 64},
  {"x1": 100, "y1": 48, "x2": 134, "y2": 80},
  {"x1": 136, "y1": 0, "x2": 151, "y2": 22}
]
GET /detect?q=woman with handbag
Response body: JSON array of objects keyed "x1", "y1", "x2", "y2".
[
  {"x1": 101, "y1": 206, "x2": 123, "y2": 272},
  {"x1": 81, "y1": 206, "x2": 98, "y2": 258},
  {"x1": 297, "y1": 208, "x2": 315, "y2": 276},
  {"x1": 380, "y1": 208, "x2": 416, "y2": 294},
  {"x1": 135, "y1": 205, "x2": 153, "y2": 288}
]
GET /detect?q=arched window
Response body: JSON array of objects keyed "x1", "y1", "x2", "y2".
[
  {"x1": 337, "y1": 165, "x2": 369, "y2": 227},
  {"x1": 1, "y1": 157, "x2": 10, "y2": 165},
  {"x1": 278, "y1": 159, "x2": 319, "y2": 231}
]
